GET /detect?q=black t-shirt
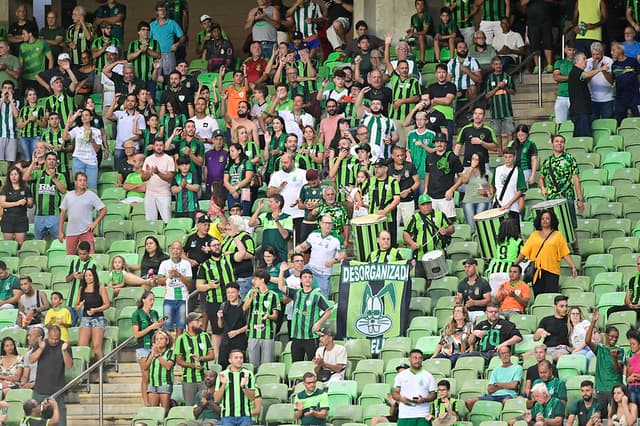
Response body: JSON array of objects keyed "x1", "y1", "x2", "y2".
[
  {"x1": 425, "y1": 150, "x2": 463, "y2": 200},
  {"x1": 425, "y1": 110, "x2": 448, "y2": 133},
  {"x1": 457, "y1": 125, "x2": 496, "y2": 167},
  {"x1": 389, "y1": 163, "x2": 418, "y2": 202},
  {"x1": 427, "y1": 82, "x2": 456, "y2": 105},
  {"x1": 365, "y1": 86, "x2": 393, "y2": 111},
  {"x1": 110, "y1": 73, "x2": 146, "y2": 104},
  {"x1": 457, "y1": 277, "x2": 491, "y2": 312},
  {"x1": 184, "y1": 233, "x2": 213, "y2": 277},
  {"x1": 525, "y1": 0, "x2": 551, "y2": 25},
  {"x1": 140, "y1": 253, "x2": 170, "y2": 278},
  {"x1": 0, "y1": 185, "x2": 32, "y2": 218},
  {"x1": 474, "y1": 318, "x2": 522, "y2": 352},
  {"x1": 160, "y1": 86, "x2": 194, "y2": 116},
  {"x1": 568, "y1": 66, "x2": 592, "y2": 115},
  {"x1": 220, "y1": 300, "x2": 247, "y2": 341},
  {"x1": 539, "y1": 315, "x2": 570, "y2": 347},
  {"x1": 34, "y1": 341, "x2": 71, "y2": 395},
  {"x1": 118, "y1": 161, "x2": 135, "y2": 182},
  {"x1": 327, "y1": 0, "x2": 353, "y2": 23},
  {"x1": 526, "y1": 363, "x2": 559, "y2": 386}
]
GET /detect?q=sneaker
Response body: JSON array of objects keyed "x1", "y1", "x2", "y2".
[
  {"x1": 532, "y1": 66, "x2": 539, "y2": 74},
  {"x1": 545, "y1": 65, "x2": 553, "y2": 73}
]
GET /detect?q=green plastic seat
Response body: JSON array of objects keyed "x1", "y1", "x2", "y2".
[
  {"x1": 409, "y1": 296, "x2": 432, "y2": 318},
  {"x1": 19, "y1": 255, "x2": 48, "y2": 275},
  {"x1": 530, "y1": 121, "x2": 556, "y2": 135},
  {"x1": 131, "y1": 406, "x2": 166, "y2": 426},
  {"x1": 556, "y1": 354, "x2": 587, "y2": 381},
  {"x1": 591, "y1": 202, "x2": 623, "y2": 221},
  {"x1": 501, "y1": 397, "x2": 528, "y2": 422},
  {"x1": 446, "y1": 241, "x2": 479, "y2": 264},
  {"x1": 106, "y1": 239, "x2": 136, "y2": 256},
  {"x1": 581, "y1": 168, "x2": 608, "y2": 186},
  {"x1": 0, "y1": 240, "x2": 18, "y2": 257},
  {"x1": 352, "y1": 359, "x2": 383, "y2": 393},
  {"x1": 407, "y1": 316, "x2": 439, "y2": 344},
  {"x1": 358, "y1": 383, "x2": 390, "y2": 410},
  {"x1": 116, "y1": 305, "x2": 138, "y2": 345},
  {"x1": 0, "y1": 327, "x2": 26, "y2": 346},
  {"x1": 423, "y1": 357, "x2": 451, "y2": 379},
  {"x1": 616, "y1": 253, "x2": 640, "y2": 276},
  {"x1": 573, "y1": 151, "x2": 601, "y2": 170},
  {"x1": 601, "y1": 219, "x2": 632, "y2": 248},
  {"x1": 264, "y1": 403, "x2": 295, "y2": 426},
  {"x1": 414, "y1": 336, "x2": 440, "y2": 356},
  {"x1": 164, "y1": 406, "x2": 194, "y2": 426},
  {"x1": 99, "y1": 187, "x2": 126, "y2": 201},
  {"x1": 133, "y1": 219, "x2": 165, "y2": 241},
  {"x1": 509, "y1": 314, "x2": 538, "y2": 334},
  {"x1": 451, "y1": 355, "x2": 485, "y2": 383},
  {"x1": 286, "y1": 361, "x2": 316, "y2": 385},
  {"x1": 583, "y1": 254, "x2": 614, "y2": 282},
  {"x1": 602, "y1": 151, "x2": 632, "y2": 174},
  {"x1": 329, "y1": 405, "x2": 364, "y2": 425},
  {"x1": 469, "y1": 400, "x2": 503, "y2": 425},
  {"x1": 327, "y1": 379, "x2": 358, "y2": 407},
  {"x1": 566, "y1": 136, "x2": 592, "y2": 154},
  {"x1": 255, "y1": 362, "x2": 286, "y2": 386},
  {"x1": 114, "y1": 287, "x2": 145, "y2": 316},
  {"x1": 575, "y1": 218, "x2": 600, "y2": 240},
  {"x1": 584, "y1": 185, "x2": 616, "y2": 208},
  {"x1": 592, "y1": 118, "x2": 617, "y2": 133}
]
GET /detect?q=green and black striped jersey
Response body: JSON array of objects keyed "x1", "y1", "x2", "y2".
[
  {"x1": 175, "y1": 331, "x2": 213, "y2": 383},
  {"x1": 30, "y1": 170, "x2": 66, "y2": 216},
  {"x1": 147, "y1": 348, "x2": 175, "y2": 387},
  {"x1": 285, "y1": 287, "x2": 330, "y2": 340},
  {"x1": 216, "y1": 368, "x2": 255, "y2": 418},
  {"x1": 197, "y1": 255, "x2": 236, "y2": 303},
  {"x1": 246, "y1": 289, "x2": 280, "y2": 340}
]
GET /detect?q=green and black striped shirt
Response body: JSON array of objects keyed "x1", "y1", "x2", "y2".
[
  {"x1": 449, "y1": 0, "x2": 474, "y2": 29},
  {"x1": 66, "y1": 23, "x2": 94, "y2": 65},
  {"x1": 221, "y1": 232, "x2": 255, "y2": 278},
  {"x1": 367, "y1": 248, "x2": 404, "y2": 263},
  {"x1": 18, "y1": 104, "x2": 44, "y2": 138},
  {"x1": 41, "y1": 129, "x2": 69, "y2": 174},
  {"x1": 332, "y1": 155, "x2": 359, "y2": 202},
  {"x1": 31, "y1": 170, "x2": 66, "y2": 216},
  {"x1": 285, "y1": 287, "x2": 330, "y2": 340},
  {"x1": 147, "y1": 348, "x2": 175, "y2": 387},
  {"x1": 364, "y1": 176, "x2": 401, "y2": 221},
  {"x1": 44, "y1": 93, "x2": 76, "y2": 127},
  {"x1": 482, "y1": 0, "x2": 506, "y2": 22},
  {"x1": 127, "y1": 38, "x2": 161, "y2": 81},
  {"x1": 405, "y1": 210, "x2": 449, "y2": 259},
  {"x1": 246, "y1": 289, "x2": 280, "y2": 340},
  {"x1": 216, "y1": 368, "x2": 255, "y2": 418},
  {"x1": 487, "y1": 71, "x2": 514, "y2": 119},
  {"x1": 67, "y1": 258, "x2": 98, "y2": 308},
  {"x1": 175, "y1": 331, "x2": 213, "y2": 383},
  {"x1": 173, "y1": 172, "x2": 198, "y2": 213},
  {"x1": 388, "y1": 73, "x2": 420, "y2": 120},
  {"x1": 197, "y1": 255, "x2": 236, "y2": 303}
]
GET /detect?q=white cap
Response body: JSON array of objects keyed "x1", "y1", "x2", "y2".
[
  {"x1": 57, "y1": 53, "x2": 71, "y2": 61},
  {"x1": 200, "y1": 14, "x2": 212, "y2": 23},
  {"x1": 105, "y1": 45, "x2": 119, "y2": 54}
]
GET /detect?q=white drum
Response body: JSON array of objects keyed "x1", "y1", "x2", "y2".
[{"x1": 421, "y1": 250, "x2": 449, "y2": 280}]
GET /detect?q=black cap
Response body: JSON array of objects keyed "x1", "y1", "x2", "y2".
[
  {"x1": 374, "y1": 158, "x2": 390, "y2": 167},
  {"x1": 292, "y1": 31, "x2": 304, "y2": 40},
  {"x1": 197, "y1": 215, "x2": 211, "y2": 224},
  {"x1": 434, "y1": 132, "x2": 447, "y2": 142},
  {"x1": 355, "y1": 144, "x2": 371, "y2": 153},
  {"x1": 212, "y1": 129, "x2": 224, "y2": 138},
  {"x1": 463, "y1": 258, "x2": 478, "y2": 266}
]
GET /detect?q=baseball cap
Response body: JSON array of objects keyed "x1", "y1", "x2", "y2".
[
  {"x1": 200, "y1": 14, "x2": 212, "y2": 23},
  {"x1": 463, "y1": 258, "x2": 478, "y2": 266},
  {"x1": 306, "y1": 169, "x2": 319, "y2": 181},
  {"x1": 355, "y1": 144, "x2": 371, "y2": 153},
  {"x1": 186, "y1": 312, "x2": 202, "y2": 323},
  {"x1": 292, "y1": 31, "x2": 304, "y2": 40},
  {"x1": 211, "y1": 129, "x2": 224, "y2": 138},
  {"x1": 374, "y1": 158, "x2": 389, "y2": 167},
  {"x1": 434, "y1": 132, "x2": 447, "y2": 142},
  {"x1": 318, "y1": 327, "x2": 335, "y2": 337},
  {"x1": 418, "y1": 194, "x2": 432, "y2": 204},
  {"x1": 105, "y1": 45, "x2": 119, "y2": 54},
  {"x1": 396, "y1": 363, "x2": 410, "y2": 371},
  {"x1": 197, "y1": 215, "x2": 211, "y2": 224},
  {"x1": 57, "y1": 53, "x2": 70, "y2": 62},
  {"x1": 49, "y1": 75, "x2": 63, "y2": 86}
]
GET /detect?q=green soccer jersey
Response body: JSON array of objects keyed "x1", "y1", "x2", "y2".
[
  {"x1": 176, "y1": 138, "x2": 205, "y2": 183},
  {"x1": 482, "y1": 0, "x2": 506, "y2": 21},
  {"x1": 364, "y1": 176, "x2": 400, "y2": 221},
  {"x1": 411, "y1": 12, "x2": 433, "y2": 33},
  {"x1": 315, "y1": 203, "x2": 349, "y2": 228},
  {"x1": 0, "y1": 26, "x2": 6, "y2": 40},
  {"x1": 40, "y1": 26, "x2": 65, "y2": 59},
  {"x1": 41, "y1": 129, "x2": 68, "y2": 174},
  {"x1": 274, "y1": 153, "x2": 310, "y2": 171},
  {"x1": 132, "y1": 308, "x2": 159, "y2": 349},
  {"x1": 127, "y1": 39, "x2": 161, "y2": 81},
  {"x1": 19, "y1": 39, "x2": 50, "y2": 80},
  {"x1": 299, "y1": 142, "x2": 324, "y2": 171},
  {"x1": 266, "y1": 132, "x2": 287, "y2": 175},
  {"x1": 66, "y1": 258, "x2": 98, "y2": 308},
  {"x1": 44, "y1": 93, "x2": 76, "y2": 127},
  {"x1": 508, "y1": 138, "x2": 538, "y2": 171},
  {"x1": 438, "y1": 19, "x2": 459, "y2": 36},
  {"x1": 225, "y1": 159, "x2": 254, "y2": 187},
  {"x1": 296, "y1": 388, "x2": 330, "y2": 426},
  {"x1": 540, "y1": 152, "x2": 579, "y2": 200},
  {"x1": 216, "y1": 368, "x2": 255, "y2": 418},
  {"x1": 332, "y1": 155, "x2": 359, "y2": 202},
  {"x1": 630, "y1": 0, "x2": 640, "y2": 25},
  {"x1": 487, "y1": 72, "x2": 515, "y2": 119},
  {"x1": 197, "y1": 255, "x2": 236, "y2": 303},
  {"x1": 30, "y1": 170, "x2": 66, "y2": 217},
  {"x1": 147, "y1": 348, "x2": 175, "y2": 387},
  {"x1": 300, "y1": 184, "x2": 324, "y2": 223},
  {"x1": 407, "y1": 128, "x2": 436, "y2": 179},
  {"x1": 258, "y1": 212, "x2": 293, "y2": 261},
  {"x1": 449, "y1": 0, "x2": 474, "y2": 28},
  {"x1": 531, "y1": 397, "x2": 564, "y2": 422},
  {"x1": 18, "y1": 104, "x2": 45, "y2": 138},
  {"x1": 95, "y1": 2, "x2": 126, "y2": 44},
  {"x1": 595, "y1": 344, "x2": 625, "y2": 393},
  {"x1": 164, "y1": 0, "x2": 188, "y2": 30},
  {"x1": 91, "y1": 36, "x2": 121, "y2": 73},
  {"x1": 286, "y1": 287, "x2": 330, "y2": 340},
  {"x1": 553, "y1": 58, "x2": 573, "y2": 97},
  {"x1": 173, "y1": 172, "x2": 198, "y2": 213},
  {"x1": 367, "y1": 248, "x2": 404, "y2": 263},
  {"x1": 405, "y1": 210, "x2": 449, "y2": 258},
  {"x1": 388, "y1": 74, "x2": 420, "y2": 121},
  {"x1": 246, "y1": 289, "x2": 280, "y2": 340},
  {"x1": 175, "y1": 331, "x2": 213, "y2": 383},
  {"x1": 66, "y1": 22, "x2": 94, "y2": 65}
]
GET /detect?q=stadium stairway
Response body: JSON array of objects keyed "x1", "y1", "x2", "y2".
[
  {"x1": 510, "y1": 72, "x2": 557, "y2": 125},
  {"x1": 67, "y1": 349, "x2": 146, "y2": 426}
]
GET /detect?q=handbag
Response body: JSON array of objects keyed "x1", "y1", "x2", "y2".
[{"x1": 523, "y1": 231, "x2": 554, "y2": 283}]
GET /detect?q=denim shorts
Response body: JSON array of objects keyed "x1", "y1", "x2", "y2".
[
  {"x1": 80, "y1": 316, "x2": 106, "y2": 329},
  {"x1": 147, "y1": 384, "x2": 172, "y2": 394},
  {"x1": 136, "y1": 348, "x2": 151, "y2": 360},
  {"x1": 163, "y1": 299, "x2": 186, "y2": 331}
]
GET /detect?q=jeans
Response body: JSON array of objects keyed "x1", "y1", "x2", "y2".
[
  {"x1": 306, "y1": 265, "x2": 330, "y2": 298},
  {"x1": 221, "y1": 417, "x2": 253, "y2": 426},
  {"x1": 571, "y1": 113, "x2": 592, "y2": 137},
  {"x1": 462, "y1": 202, "x2": 490, "y2": 233},
  {"x1": 20, "y1": 136, "x2": 39, "y2": 160},
  {"x1": 630, "y1": 384, "x2": 640, "y2": 406},
  {"x1": 71, "y1": 158, "x2": 98, "y2": 190},
  {"x1": 615, "y1": 93, "x2": 640, "y2": 123},
  {"x1": 259, "y1": 41, "x2": 276, "y2": 60},
  {"x1": 591, "y1": 100, "x2": 614, "y2": 121},
  {"x1": 237, "y1": 276, "x2": 252, "y2": 299},
  {"x1": 34, "y1": 215, "x2": 59, "y2": 240},
  {"x1": 114, "y1": 148, "x2": 127, "y2": 173},
  {"x1": 163, "y1": 299, "x2": 186, "y2": 331}
]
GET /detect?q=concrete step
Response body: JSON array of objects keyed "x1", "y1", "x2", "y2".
[
  {"x1": 521, "y1": 72, "x2": 556, "y2": 85},
  {"x1": 67, "y1": 403, "x2": 141, "y2": 417},
  {"x1": 68, "y1": 419, "x2": 131, "y2": 426},
  {"x1": 80, "y1": 391, "x2": 141, "y2": 405}
]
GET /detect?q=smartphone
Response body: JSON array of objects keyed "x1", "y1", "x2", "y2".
[{"x1": 161, "y1": 316, "x2": 169, "y2": 322}]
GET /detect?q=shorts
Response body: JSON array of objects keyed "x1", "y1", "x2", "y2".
[
  {"x1": 546, "y1": 346, "x2": 570, "y2": 358},
  {"x1": 567, "y1": 199, "x2": 578, "y2": 228},
  {"x1": 479, "y1": 394, "x2": 513, "y2": 403},
  {"x1": 326, "y1": 17, "x2": 351, "y2": 49},
  {"x1": 163, "y1": 299, "x2": 186, "y2": 331},
  {"x1": 136, "y1": 348, "x2": 151, "y2": 360},
  {"x1": 527, "y1": 22, "x2": 553, "y2": 51},
  {"x1": 147, "y1": 384, "x2": 172, "y2": 394},
  {"x1": 430, "y1": 197, "x2": 456, "y2": 219},
  {"x1": 0, "y1": 137, "x2": 17, "y2": 162},
  {"x1": 489, "y1": 117, "x2": 515, "y2": 136},
  {"x1": 0, "y1": 216, "x2": 28, "y2": 234},
  {"x1": 80, "y1": 316, "x2": 106, "y2": 329}
]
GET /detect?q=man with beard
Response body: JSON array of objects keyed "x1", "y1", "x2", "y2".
[
  {"x1": 364, "y1": 158, "x2": 401, "y2": 245},
  {"x1": 389, "y1": 145, "x2": 420, "y2": 229},
  {"x1": 225, "y1": 100, "x2": 260, "y2": 146},
  {"x1": 193, "y1": 370, "x2": 221, "y2": 423},
  {"x1": 160, "y1": 70, "x2": 194, "y2": 118},
  {"x1": 202, "y1": 23, "x2": 234, "y2": 73},
  {"x1": 268, "y1": 152, "x2": 307, "y2": 245},
  {"x1": 566, "y1": 380, "x2": 602, "y2": 426},
  {"x1": 91, "y1": 22, "x2": 120, "y2": 74},
  {"x1": 175, "y1": 312, "x2": 215, "y2": 407},
  {"x1": 319, "y1": 99, "x2": 343, "y2": 155},
  {"x1": 167, "y1": 120, "x2": 204, "y2": 184},
  {"x1": 455, "y1": 106, "x2": 498, "y2": 168},
  {"x1": 274, "y1": 135, "x2": 311, "y2": 170},
  {"x1": 471, "y1": 31, "x2": 498, "y2": 75},
  {"x1": 217, "y1": 283, "x2": 248, "y2": 370},
  {"x1": 197, "y1": 237, "x2": 237, "y2": 360},
  {"x1": 447, "y1": 40, "x2": 482, "y2": 101},
  {"x1": 426, "y1": 133, "x2": 464, "y2": 221},
  {"x1": 355, "y1": 87, "x2": 398, "y2": 158}
]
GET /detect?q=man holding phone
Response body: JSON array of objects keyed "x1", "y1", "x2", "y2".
[{"x1": 392, "y1": 349, "x2": 437, "y2": 425}]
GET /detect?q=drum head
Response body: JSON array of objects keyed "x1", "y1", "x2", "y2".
[
  {"x1": 473, "y1": 208, "x2": 508, "y2": 220},
  {"x1": 532, "y1": 199, "x2": 567, "y2": 210},
  {"x1": 422, "y1": 250, "x2": 444, "y2": 261},
  {"x1": 351, "y1": 214, "x2": 386, "y2": 225}
]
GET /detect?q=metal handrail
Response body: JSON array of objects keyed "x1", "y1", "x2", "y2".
[{"x1": 454, "y1": 49, "x2": 542, "y2": 121}]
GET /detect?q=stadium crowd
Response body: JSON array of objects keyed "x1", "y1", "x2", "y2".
[{"x1": 1, "y1": 0, "x2": 640, "y2": 425}]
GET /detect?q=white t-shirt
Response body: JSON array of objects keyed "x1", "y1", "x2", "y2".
[
  {"x1": 69, "y1": 127, "x2": 102, "y2": 165},
  {"x1": 314, "y1": 344, "x2": 347, "y2": 381},
  {"x1": 585, "y1": 56, "x2": 614, "y2": 102},
  {"x1": 492, "y1": 164, "x2": 525, "y2": 214},
  {"x1": 142, "y1": 154, "x2": 175, "y2": 197},
  {"x1": 306, "y1": 230, "x2": 343, "y2": 275},
  {"x1": 278, "y1": 110, "x2": 315, "y2": 144},
  {"x1": 284, "y1": 273, "x2": 301, "y2": 320},
  {"x1": 268, "y1": 168, "x2": 307, "y2": 218},
  {"x1": 101, "y1": 65, "x2": 122, "y2": 108},
  {"x1": 114, "y1": 110, "x2": 146, "y2": 150},
  {"x1": 190, "y1": 114, "x2": 218, "y2": 150},
  {"x1": 491, "y1": 31, "x2": 525, "y2": 61},
  {"x1": 59, "y1": 189, "x2": 106, "y2": 236},
  {"x1": 394, "y1": 368, "x2": 437, "y2": 419},
  {"x1": 158, "y1": 258, "x2": 192, "y2": 301}
]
